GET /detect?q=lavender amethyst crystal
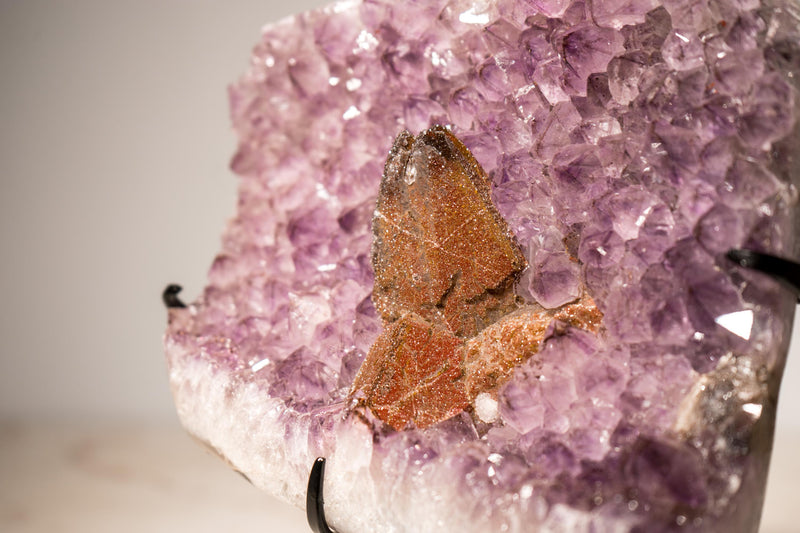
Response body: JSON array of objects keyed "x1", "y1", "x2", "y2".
[{"x1": 164, "y1": 0, "x2": 800, "y2": 531}]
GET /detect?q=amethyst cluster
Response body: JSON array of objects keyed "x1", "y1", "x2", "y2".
[{"x1": 164, "y1": 0, "x2": 800, "y2": 531}]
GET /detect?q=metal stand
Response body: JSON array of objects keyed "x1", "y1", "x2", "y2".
[
  {"x1": 162, "y1": 284, "x2": 187, "y2": 308},
  {"x1": 307, "y1": 457, "x2": 335, "y2": 533},
  {"x1": 727, "y1": 249, "x2": 800, "y2": 302}
]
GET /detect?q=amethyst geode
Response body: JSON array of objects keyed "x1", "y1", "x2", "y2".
[{"x1": 164, "y1": 0, "x2": 800, "y2": 531}]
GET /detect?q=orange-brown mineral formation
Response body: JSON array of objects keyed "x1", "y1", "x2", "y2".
[{"x1": 350, "y1": 126, "x2": 602, "y2": 430}]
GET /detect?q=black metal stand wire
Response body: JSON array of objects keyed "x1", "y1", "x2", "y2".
[
  {"x1": 162, "y1": 284, "x2": 187, "y2": 308},
  {"x1": 307, "y1": 457, "x2": 335, "y2": 533},
  {"x1": 727, "y1": 249, "x2": 800, "y2": 302}
]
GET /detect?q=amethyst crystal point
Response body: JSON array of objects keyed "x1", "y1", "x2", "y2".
[{"x1": 164, "y1": 0, "x2": 800, "y2": 530}]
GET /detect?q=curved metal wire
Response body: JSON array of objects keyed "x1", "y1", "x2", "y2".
[
  {"x1": 307, "y1": 457, "x2": 335, "y2": 533},
  {"x1": 162, "y1": 284, "x2": 187, "y2": 308},
  {"x1": 727, "y1": 249, "x2": 800, "y2": 302}
]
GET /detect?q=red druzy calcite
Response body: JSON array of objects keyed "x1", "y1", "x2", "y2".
[
  {"x1": 370, "y1": 127, "x2": 526, "y2": 338},
  {"x1": 352, "y1": 126, "x2": 602, "y2": 430},
  {"x1": 353, "y1": 312, "x2": 468, "y2": 429}
]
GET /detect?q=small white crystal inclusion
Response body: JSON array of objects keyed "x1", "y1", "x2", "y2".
[
  {"x1": 355, "y1": 29, "x2": 379, "y2": 52},
  {"x1": 403, "y1": 164, "x2": 417, "y2": 185},
  {"x1": 742, "y1": 403, "x2": 763, "y2": 417},
  {"x1": 474, "y1": 392, "x2": 499, "y2": 423},
  {"x1": 346, "y1": 78, "x2": 362, "y2": 91},
  {"x1": 714, "y1": 310, "x2": 754, "y2": 340},
  {"x1": 459, "y1": 2, "x2": 491, "y2": 25},
  {"x1": 251, "y1": 358, "x2": 270, "y2": 372},
  {"x1": 343, "y1": 105, "x2": 361, "y2": 120}
]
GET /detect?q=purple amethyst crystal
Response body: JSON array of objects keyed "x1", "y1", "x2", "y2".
[{"x1": 164, "y1": 0, "x2": 800, "y2": 531}]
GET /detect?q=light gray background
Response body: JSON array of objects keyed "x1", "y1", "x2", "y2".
[
  {"x1": 0, "y1": 0, "x2": 332, "y2": 422},
  {"x1": 0, "y1": 0, "x2": 798, "y2": 530}
]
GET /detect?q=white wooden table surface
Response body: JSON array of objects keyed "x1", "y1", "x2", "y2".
[{"x1": 1, "y1": 421, "x2": 797, "y2": 532}]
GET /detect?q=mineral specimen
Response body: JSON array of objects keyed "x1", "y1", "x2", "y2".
[
  {"x1": 164, "y1": 0, "x2": 800, "y2": 531},
  {"x1": 370, "y1": 127, "x2": 527, "y2": 338},
  {"x1": 351, "y1": 125, "x2": 601, "y2": 430}
]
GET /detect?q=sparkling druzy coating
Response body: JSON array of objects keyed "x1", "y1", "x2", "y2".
[
  {"x1": 352, "y1": 311, "x2": 469, "y2": 429},
  {"x1": 371, "y1": 126, "x2": 526, "y2": 338},
  {"x1": 164, "y1": 0, "x2": 800, "y2": 531},
  {"x1": 352, "y1": 126, "x2": 601, "y2": 430}
]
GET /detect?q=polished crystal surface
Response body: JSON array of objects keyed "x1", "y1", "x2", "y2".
[{"x1": 165, "y1": 0, "x2": 800, "y2": 531}]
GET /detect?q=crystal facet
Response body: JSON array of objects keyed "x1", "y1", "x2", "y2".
[{"x1": 165, "y1": 0, "x2": 800, "y2": 531}]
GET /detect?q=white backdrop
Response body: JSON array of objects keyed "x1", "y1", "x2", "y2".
[{"x1": 0, "y1": 0, "x2": 797, "y2": 431}]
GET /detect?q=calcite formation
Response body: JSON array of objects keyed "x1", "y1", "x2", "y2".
[
  {"x1": 352, "y1": 126, "x2": 601, "y2": 430},
  {"x1": 164, "y1": 0, "x2": 800, "y2": 531}
]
